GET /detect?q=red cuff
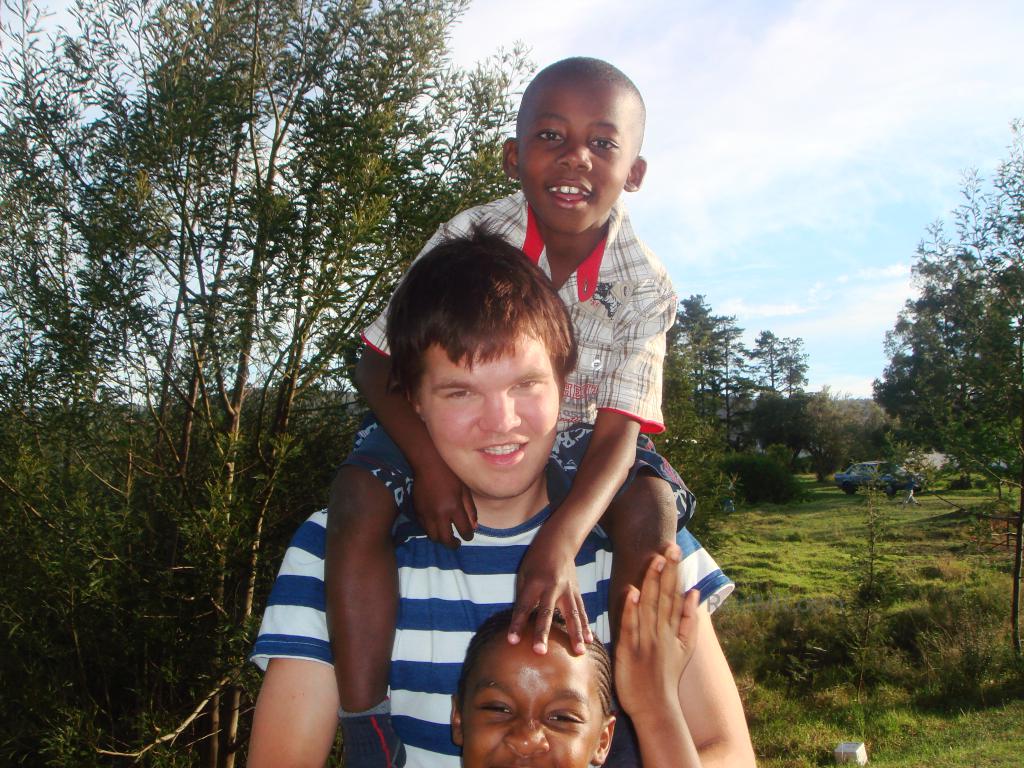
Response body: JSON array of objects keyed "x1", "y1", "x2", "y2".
[
  {"x1": 360, "y1": 332, "x2": 390, "y2": 357},
  {"x1": 597, "y1": 407, "x2": 665, "y2": 435}
]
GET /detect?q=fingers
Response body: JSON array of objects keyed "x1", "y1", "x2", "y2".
[
  {"x1": 531, "y1": 595, "x2": 556, "y2": 654},
  {"x1": 508, "y1": 587, "x2": 590, "y2": 655},
  {"x1": 561, "y1": 590, "x2": 590, "y2": 655},
  {"x1": 676, "y1": 589, "x2": 700, "y2": 646},
  {"x1": 451, "y1": 502, "x2": 476, "y2": 543},
  {"x1": 620, "y1": 584, "x2": 641, "y2": 652},
  {"x1": 638, "y1": 552, "x2": 666, "y2": 638},
  {"x1": 659, "y1": 544, "x2": 682, "y2": 630},
  {"x1": 432, "y1": 518, "x2": 460, "y2": 549}
]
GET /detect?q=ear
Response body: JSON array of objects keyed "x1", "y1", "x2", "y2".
[
  {"x1": 591, "y1": 715, "x2": 615, "y2": 765},
  {"x1": 409, "y1": 387, "x2": 426, "y2": 420},
  {"x1": 502, "y1": 137, "x2": 520, "y2": 181},
  {"x1": 450, "y1": 696, "x2": 464, "y2": 747},
  {"x1": 623, "y1": 156, "x2": 647, "y2": 193}
]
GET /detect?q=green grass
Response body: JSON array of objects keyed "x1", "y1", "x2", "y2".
[{"x1": 709, "y1": 475, "x2": 1023, "y2": 767}]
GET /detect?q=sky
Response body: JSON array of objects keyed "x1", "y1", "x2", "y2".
[
  {"x1": 20, "y1": 0, "x2": 1024, "y2": 397},
  {"x1": 447, "y1": 0, "x2": 1024, "y2": 396}
]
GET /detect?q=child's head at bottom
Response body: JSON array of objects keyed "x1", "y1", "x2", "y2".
[{"x1": 451, "y1": 608, "x2": 615, "y2": 767}]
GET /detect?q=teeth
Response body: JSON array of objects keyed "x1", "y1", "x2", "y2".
[
  {"x1": 483, "y1": 444, "x2": 520, "y2": 456},
  {"x1": 550, "y1": 185, "x2": 586, "y2": 195}
]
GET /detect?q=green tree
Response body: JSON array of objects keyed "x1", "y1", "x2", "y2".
[
  {"x1": 875, "y1": 121, "x2": 1024, "y2": 651},
  {"x1": 749, "y1": 331, "x2": 808, "y2": 396},
  {"x1": 673, "y1": 294, "x2": 754, "y2": 448},
  {"x1": 0, "y1": 0, "x2": 526, "y2": 763}
]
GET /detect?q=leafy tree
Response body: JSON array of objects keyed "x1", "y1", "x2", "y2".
[
  {"x1": 0, "y1": 0, "x2": 526, "y2": 764},
  {"x1": 778, "y1": 336, "x2": 809, "y2": 396},
  {"x1": 805, "y1": 390, "x2": 889, "y2": 481},
  {"x1": 875, "y1": 121, "x2": 1024, "y2": 651},
  {"x1": 673, "y1": 294, "x2": 754, "y2": 448},
  {"x1": 749, "y1": 330, "x2": 808, "y2": 396},
  {"x1": 657, "y1": 327, "x2": 725, "y2": 539},
  {"x1": 748, "y1": 391, "x2": 813, "y2": 467}
]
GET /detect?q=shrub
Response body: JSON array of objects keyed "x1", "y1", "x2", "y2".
[
  {"x1": 720, "y1": 453, "x2": 803, "y2": 504},
  {"x1": 947, "y1": 474, "x2": 973, "y2": 490}
]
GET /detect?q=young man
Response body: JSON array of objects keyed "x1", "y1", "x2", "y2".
[
  {"x1": 248, "y1": 234, "x2": 755, "y2": 768},
  {"x1": 329, "y1": 57, "x2": 687, "y2": 766}
]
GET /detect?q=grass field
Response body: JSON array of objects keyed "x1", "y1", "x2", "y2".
[{"x1": 709, "y1": 476, "x2": 1024, "y2": 767}]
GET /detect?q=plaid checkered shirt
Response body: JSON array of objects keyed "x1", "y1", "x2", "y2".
[{"x1": 362, "y1": 191, "x2": 677, "y2": 433}]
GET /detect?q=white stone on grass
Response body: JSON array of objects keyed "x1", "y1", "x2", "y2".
[{"x1": 834, "y1": 741, "x2": 868, "y2": 765}]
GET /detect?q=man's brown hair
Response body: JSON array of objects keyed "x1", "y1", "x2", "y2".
[{"x1": 386, "y1": 230, "x2": 577, "y2": 397}]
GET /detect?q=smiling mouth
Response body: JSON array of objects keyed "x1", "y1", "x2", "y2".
[
  {"x1": 481, "y1": 443, "x2": 522, "y2": 456},
  {"x1": 548, "y1": 184, "x2": 591, "y2": 197}
]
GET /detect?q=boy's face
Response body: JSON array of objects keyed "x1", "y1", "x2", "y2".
[
  {"x1": 412, "y1": 336, "x2": 561, "y2": 524},
  {"x1": 503, "y1": 77, "x2": 647, "y2": 242},
  {"x1": 451, "y1": 629, "x2": 614, "y2": 768}
]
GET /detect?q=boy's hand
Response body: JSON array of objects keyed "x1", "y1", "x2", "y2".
[
  {"x1": 411, "y1": 460, "x2": 477, "y2": 548},
  {"x1": 508, "y1": 527, "x2": 593, "y2": 655},
  {"x1": 615, "y1": 544, "x2": 700, "y2": 719}
]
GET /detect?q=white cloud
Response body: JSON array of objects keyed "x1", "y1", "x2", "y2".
[{"x1": 719, "y1": 298, "x2": 809, "y2": 319}]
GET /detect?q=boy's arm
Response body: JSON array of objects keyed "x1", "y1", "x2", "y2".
[
  {"x1": 354, "y1": 349, "x2": 476, "y2": 546},
  {"x1": 508, "y1": 409, "x2": 640, "y2": 652}
]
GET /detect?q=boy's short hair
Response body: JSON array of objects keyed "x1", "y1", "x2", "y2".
[
  {"x1": 386, "y1": 230, "x2": 577, "y2": 397},
  {"x1": 518, "y1": 56, "x2": 647, "y2": 145},
  {"x1": 455, "y1": 607, "x2": 613, "y2": 717}
]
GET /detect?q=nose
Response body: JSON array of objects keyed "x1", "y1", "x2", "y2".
[
  {"x1": 479, "y1": 392, "x2": 521, "y2": 433},
  {"x1": 505, "y1": 718, "x2": 549, "y2": 757},
  {"x1": 558, "y1": 139, "x2": 592, "y2": 171}
]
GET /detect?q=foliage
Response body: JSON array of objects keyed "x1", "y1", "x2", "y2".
[
  {"x1": 715, "y1": 477, "x2": 1024, "y2": 766},
  {"x1": 719, "y1": 453, "x2": 803, "y2": 505},
  {"x1": 805, "y1": 389, "x2": 889, "y2": 481},
  {"x1": 875, "y1": 120, "x2": 1024, "y2": 652},
  {"x1": 671, "y1": 294, "x2": 754, "y2": 449},
  {"x1": 656, "y1": 330, "x2": 726, "y2": 540},
  {"x1": 0, "y1": 0, "x2": 526, "y2": 764},
  {"x1": 748, "y1": 329, "x2": 808, "y2": 397}
]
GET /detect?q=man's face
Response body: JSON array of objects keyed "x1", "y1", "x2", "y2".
[
  {"x1": 413, "y1": 336, "x2": 561, "y2": 523},
  {"x1": 451, "y1": 629, "x2": 614, "y2": 768},
  {"x1": 503, "y1": 77, "x2": 646, "y2": 243}
]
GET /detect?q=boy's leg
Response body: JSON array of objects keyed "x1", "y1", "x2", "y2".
[
  {"x1": 601, "y1": 433, "x2": 691, "y2": 768},
  {"x1": 325, "y1": 464, "x2": 405, "y2": 768},
  {"x1": 601, "y1": 471, "x2": 678, "y2": 643}
]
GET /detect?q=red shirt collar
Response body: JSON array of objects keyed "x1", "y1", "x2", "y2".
[{"x1": 523, "y1": 204, "x2": 607, "y2": 302}]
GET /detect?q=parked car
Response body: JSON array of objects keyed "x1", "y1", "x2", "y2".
[{"x1": 834, "y1": 461, "x2": 922, "y2": 497}]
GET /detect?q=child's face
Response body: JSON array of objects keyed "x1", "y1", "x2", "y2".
[
  {"x1": 503, "y1": 77, "x2": 646, "y2": 243},
  {"x1": 452, "y1": 631, "x2": 614, "y2": 768},
  {"x1": 412, "y1": 335, "x2": 561, "y2": 524}
]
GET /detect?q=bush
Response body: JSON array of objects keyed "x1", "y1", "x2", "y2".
[
  {"x1": 947, "y1": 474, "x2": 973, "y2": 490},
  {"x1": 720, "y1": 453, "x2": 803, "y2": 504}
]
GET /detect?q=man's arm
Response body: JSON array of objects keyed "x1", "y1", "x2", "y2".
[
  {"x1": 676, "y1": 607, "x2": 757, "y2": 767},
  {"x1": 354, "y1": 349, "x2": 476, "y2": 546},
  {"x1": 508, "y1": 409, "x2": 640, "y2": 652},
  {"x1": 248, "y1": 658, "x2": 340, "y2": 768}
]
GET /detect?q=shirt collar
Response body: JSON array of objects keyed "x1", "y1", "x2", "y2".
[{"x1": 523, "y1": 204, "x2": 608, "y2": 302}]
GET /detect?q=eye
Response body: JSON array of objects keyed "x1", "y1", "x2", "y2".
[
  {"x1": 547, "y1": 710, "x2": 586, "y2": 726},
  {"x1": 443, "y1": 389, "x2": 470, "y2": 400},
  {"x1": 591, "y1": 137, "x2": 619, "y2": 151},
  {"x1": 476, "y1": 700, "x2": 513, "y2": 718},
  {"x1": 514, "y1": 379, "x2": 540, "y2": 390},
  {"x1": 537, "y1": 129, "x2": 561, "y2": 142}
]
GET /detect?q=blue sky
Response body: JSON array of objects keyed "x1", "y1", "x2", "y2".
[
  {"x1": 449, "y1": 0, "x2": 1024, "y2": 396},
  {"x1": 24, "y1": 0, "x2": 1024, "y2": 396}
]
